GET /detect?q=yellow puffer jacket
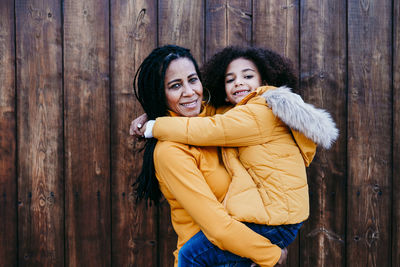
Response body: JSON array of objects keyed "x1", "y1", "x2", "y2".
[
  {"x1": 154, "y1": 107, "x2": 282, "y2": 267},
  {"x1": 153, "y1": 86, "x2": 317, "y2": 225}
]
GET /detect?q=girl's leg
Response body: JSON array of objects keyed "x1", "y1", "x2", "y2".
[
  {"x1": 178, "y1": 230, "x2": 253, "y2": 267},
  {"x1": 178, "y1": 222, "x2": 303, "y2": 266},
  {"x1": 245, "y1": 222, "x2": 303, "y2": 248}
]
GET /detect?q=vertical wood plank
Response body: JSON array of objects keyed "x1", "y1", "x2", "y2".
[
  {"x1": 110, "y1": 0, "x2": 158, "y2": 266},
  {"x1": 393, "y1": 0, "x2": 400, "y2": 265},
  {"x1": 253, "y1": 2, "x2": 300, "y2": 266},
  {"x1": 347, "y1": 0, "x2": 392, "y2": 266},
  {"x1": 15, "y1": 0, "x2": 64, "y2": 265},
  {"x1": 205, "y1": 0, "x2": 252, "y2": 60},
  {"x1": 299, "y1": 1, "x2": 347, "y2": 267},
  {"x1": 158, "y1": 0, "x2": 205, "y2": 265},
  {"x1": 253, "y1": 0, "x2": 299, "y2": 66},
  {"x1": 205, "y1": 0, "x2": 227, "y2": 59},
  {"x1": 63, "y1": 0, "x2": 110, "y2": 266},
  {"x1": 159, "y1": 0, "x2": 205, "y2": 64},
  {"x1": 225, "y1": 0, "x2": 252, "y2": 47},
  {"x1": 0, "y1": 0, "x2": 17, "y2": 266}
]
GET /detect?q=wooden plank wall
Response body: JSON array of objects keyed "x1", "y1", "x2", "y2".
[
  {"x1": 394, "y1": 0, "x2": 400, "y2": 266},
  {"x1": 299, "y1": 0, "x2": 347, "y2": 266},
  {"x1": 16, "y1": 0, "x2": 64, "y2": 265},
  {"x1": 110, "y1": 0, "x2": 158, "y2": 266},
  {"x1": 0, "y1": 1, "x2": 17, "y2": 266},
  {"x1": 0, "y1": 0, "x2": 397, "y2": 266},
  {"x1": 64, "y1": 0, "x2": 111, "y2": 266},
  {"x1": 347, "y1": 0, "x2": 393, "y2": 266}
]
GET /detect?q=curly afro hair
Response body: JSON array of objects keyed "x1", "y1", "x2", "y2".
[{"x1": 202, "y1": 46, "x2": 298, "y2": 108}]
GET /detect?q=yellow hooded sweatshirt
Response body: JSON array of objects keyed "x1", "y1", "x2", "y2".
[{"x1": 153, "y1": 86, "x2": 317, "y2": 226}]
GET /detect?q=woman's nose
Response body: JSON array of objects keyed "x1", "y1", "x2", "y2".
[{"x1": 182, "y1": 84, "x2": 195, "y2": 96}]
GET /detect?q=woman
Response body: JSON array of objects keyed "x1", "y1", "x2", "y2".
[{"x1": 132, "y1": 45, "x2": 284, "y2": 267}]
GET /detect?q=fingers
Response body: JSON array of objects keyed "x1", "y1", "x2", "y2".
[
  {"x1": 129, "y1": 113, "x2": 149, "y2": 137},
  {"x1": 137, "y1": 122, "x2": 146, "y2": 136},
  {"x1": 276, "y1": 248, "x2": 288, "y2": 266},
  {"x1": 130, "y1": 120, "x2": 143, "y2": 136},
  {"x1": 281, "y1": 248, "x2": 288, "y2": 265}
]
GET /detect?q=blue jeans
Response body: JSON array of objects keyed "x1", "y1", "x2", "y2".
[{"x1": 178, "y1": 222, "x2": 303, "y2": 267}]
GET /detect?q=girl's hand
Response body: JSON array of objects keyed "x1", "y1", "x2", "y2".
[{"x1": 129, "y1": 113, "x2": 148, "y2": 137}]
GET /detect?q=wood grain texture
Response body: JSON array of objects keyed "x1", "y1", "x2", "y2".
[
  {"x1": 347, "y1": 0, "x2": 392, "y2": 266},
  {"x1": 205, "y1": 0, "x2": 228, "y2": 59},
  {"x1": 0, "y1": 1, "x2": 17, "y2": 266},
  {"x1": 158, "y1": 0, "x2": 205, "y2": 64},
  {"x1": 110, "y1": 0, "x2": 158, "y2": 265},
  {"x1": 63, "y1": 0, "x2": 110, "y2": 266},
  {"x1": 205, "y1": 0, "x2": 252, "y2": 60},
  {"x1": 253, "y1": 0, "x2": 299, "y2": 66},
  {"x1": 157, "y1": 202, "x2": 176, "y2": 267},
  {"x1": 16, "y1": 0, "x2": 64, "y2": 265},
  {"x1": 225, "y1": 0, "x2": 252, "y2": 47},
  {"x1": 299, "y1": 0, "x2": 347, "y2": 267},
  {"x1": 393, "y1": 0, "x2": 400, "y2": 265}
]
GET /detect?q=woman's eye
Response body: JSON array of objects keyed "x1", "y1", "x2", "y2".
[
  {"x1": 226, "y1": 78, "x2": 234, "y2": 83},
  {"x1": 245, "y1": 75, "x2": 254, "y2": 79},
  {"x1": 170, "y1": 83, "x2": 181, "y2": 89},
  {"x1": 189, "y1": 77, "x2": 198, "y2": 83}
]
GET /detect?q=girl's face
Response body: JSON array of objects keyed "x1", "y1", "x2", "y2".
[
  {"x1": 164, "y1": 57, "x2": 203, "y2": 117},
  {"x1": 224, "y1": 57, "x2": 262, "y2": 105}
]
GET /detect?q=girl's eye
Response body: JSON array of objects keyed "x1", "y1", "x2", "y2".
[
  {"x1": 245, "y1": 75, "x2": 254, "y2": 79},
  {"x1": 226, "y1": 78, "x2": 234, "y2": 83}
]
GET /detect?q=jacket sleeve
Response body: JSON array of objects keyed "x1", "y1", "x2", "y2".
[
  {"x1": 154, "y1": 142, "x2": 281, "y2": 267},
  {"x1": 153, "y1": 100, "x2": 276, "y2": 147}
]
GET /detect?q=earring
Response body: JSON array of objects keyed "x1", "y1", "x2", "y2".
[{"x1": 204, "y1": 88, "x2": 211, "y2": 105}]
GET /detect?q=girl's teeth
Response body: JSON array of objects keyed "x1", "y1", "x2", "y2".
[{"x1": 234, "y1": 90, "x2": 249, "y2": 95}]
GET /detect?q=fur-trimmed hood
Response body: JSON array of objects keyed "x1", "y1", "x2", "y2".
[{"x1": 262, "y1": 86, "x2": 339, "y2": 149}]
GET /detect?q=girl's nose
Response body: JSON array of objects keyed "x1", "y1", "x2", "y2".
[{"x1": 234, "y1": 78, "x2": 243, "y2": 87}]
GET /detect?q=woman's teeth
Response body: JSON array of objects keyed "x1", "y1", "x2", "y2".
[{"x1": 181, "y1": 100, "x2": 197, "y2": 107}]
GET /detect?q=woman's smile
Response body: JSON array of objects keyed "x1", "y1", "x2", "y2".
[{"x1": 180, "y1": 99, "x2": 199, "y2": 108}]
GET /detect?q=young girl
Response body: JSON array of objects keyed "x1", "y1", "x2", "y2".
[{"x1": 133, "y1": 46, "x2": 338, "y2": 266}]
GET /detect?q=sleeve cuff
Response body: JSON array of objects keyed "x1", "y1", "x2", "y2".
[{"x1": 144, "y1": 120, "x2": 156, "y2": 138}]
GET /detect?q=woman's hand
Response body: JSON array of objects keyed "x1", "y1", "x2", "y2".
[
  {"x1": 275, "y1": 248, "x2": 288, "y2": 266},
  {"x1": 250, "y1": 247, "x2": 287, "y2": 267},
  {"x1": 130, "y1": 113, "x2": 148, "y2": 137}
]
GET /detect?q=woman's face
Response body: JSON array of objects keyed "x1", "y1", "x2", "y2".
[
  {"x1": 224, "y1": 57, "x2": 262, "y2": 105},
  {"x1": 164, "y1": 58, "x2": 203, "y2": 117}
]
